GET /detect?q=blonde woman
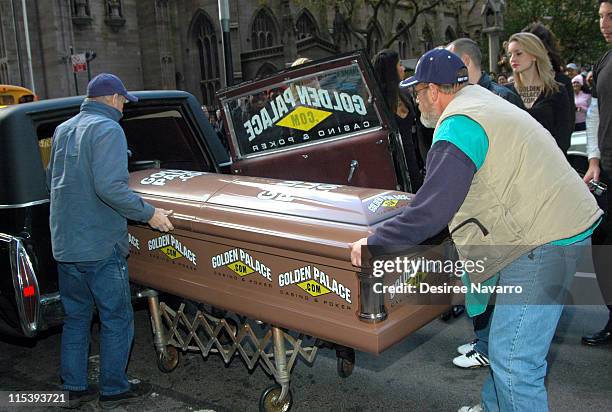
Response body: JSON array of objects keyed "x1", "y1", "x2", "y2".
[{"x1": 505, "y1": 32, "x2": 573, "y2": 153}]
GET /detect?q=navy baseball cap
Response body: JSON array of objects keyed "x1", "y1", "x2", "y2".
[
  {"x1": 86, "y1": 73, "x2": 138, "y2": 102},
  {"x1": 400, "y1": 49, "x2": 468, "y2": 88}
]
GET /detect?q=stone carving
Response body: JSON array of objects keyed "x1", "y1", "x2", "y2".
[
  {"x1": 73, "y1": 0, "x2": 90, "y2": 17},
  {"x1": 105, "y1": 0, "x2": 126, "y2": 30},
  {"x1": 72, "y1": 0, "x2": 92, "y2": 28},
  {"x1": 107, "y1": 0, "x2": 122, "y2": 18}
]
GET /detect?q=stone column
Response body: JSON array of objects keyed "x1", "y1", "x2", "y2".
[
  {"x1": 281, "y1": 0, "x2": 296, "y2": 63},
  {"x1": 484, "y1": 28, "x2": 501, "y2": 73}
]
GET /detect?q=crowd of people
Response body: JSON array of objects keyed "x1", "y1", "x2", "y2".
[{"x1": 43, "y1": 0, "x2": 610, "y2": 410}]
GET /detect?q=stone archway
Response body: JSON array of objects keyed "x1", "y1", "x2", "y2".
[
  {"x1": 255, "y1": 62, "x2": 277, "y2": 79},
  {"x1": 296, "y1": 9, "x2": 318, "y2": 40},
  {"x1": 251, "y1": 7, "x2": 279, "y2": 49},
  {"x1": 191, "y1": 11, "x2": 221, "y2": 107}
]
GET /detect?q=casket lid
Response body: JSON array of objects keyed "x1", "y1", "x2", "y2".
[{"x1": 130, "y1": 169, "x2": 413, "y2": 226}]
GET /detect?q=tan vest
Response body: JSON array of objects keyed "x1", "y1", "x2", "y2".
[{"x1": 436, "y1": 85, "x2": 602, "y2": 283}]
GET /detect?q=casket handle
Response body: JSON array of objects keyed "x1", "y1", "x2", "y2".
[{"x1": 347, "y1": 160, "x2": 359, "y2": 183}]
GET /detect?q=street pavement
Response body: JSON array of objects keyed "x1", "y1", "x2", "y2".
[{"x1": 0, "y1": 298, "x2": 611, "y2": 412}]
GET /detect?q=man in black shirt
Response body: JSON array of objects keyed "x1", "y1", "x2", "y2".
[{"x1": 582, "y1": 0, "x2": 612, "y2": 346}]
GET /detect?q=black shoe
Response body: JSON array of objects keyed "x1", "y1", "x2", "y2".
[
  {"x1": 581, "y1": 329, "x2": 612, "y2": 346},
  {"x1": 60, "y1": 385, "x2": 98, "y2": 409},
  {"x1": 98, "y1": 381, "x2": 152, "y2": 410}
]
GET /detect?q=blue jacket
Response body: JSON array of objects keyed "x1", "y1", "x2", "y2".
[{"x1": 47, "y1": 100, "x2": 154, "y2": 262}]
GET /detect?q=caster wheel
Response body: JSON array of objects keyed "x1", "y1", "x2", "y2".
[
  {"x1": 157, "y1": 345, "x2": 180, "y2": 373},
  {"x1": 337, "y1": 356, "x2": 354, "y2": 378},
  {"x1": 452, "y1": 305, "x2": 465, "y2": 318},
  {"x1": 259, "y1": 385, "x2": 293, "y2": 412},
  {"x1": 440, "y1": 310, "x2": 452, "y2": 322}
]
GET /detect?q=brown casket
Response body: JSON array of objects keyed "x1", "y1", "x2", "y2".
[{"x1": 127, "y1": 169, "x2": 452, "y2": 354}]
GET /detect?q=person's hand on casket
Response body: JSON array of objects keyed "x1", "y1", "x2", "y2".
[
  {"x1": 148, "y1": 208, "x2": 174, "y2": 232},
  {"x1": 350, "y1": 237, "x2": 368, "y2": 267}
]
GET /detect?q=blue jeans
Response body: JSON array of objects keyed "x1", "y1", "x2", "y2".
[
  {"x1": 58, "y1": 246, "x2": 134, "y2": 396},
  {"x1": 481, "y1": 239, "x2": 588, "y2": 412}
]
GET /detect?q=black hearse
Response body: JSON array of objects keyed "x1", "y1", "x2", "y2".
[{"x1": 0, "y1": 91, "x2": 230, "y2": 337}]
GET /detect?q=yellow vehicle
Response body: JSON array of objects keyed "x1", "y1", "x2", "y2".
[{"x1": 0, "y1": 85, "x2": 38, "y2": 108}]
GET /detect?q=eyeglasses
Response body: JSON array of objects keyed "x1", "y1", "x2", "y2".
[{"x1": 412, "y1": 86, "x2": 429, "y2": 103}]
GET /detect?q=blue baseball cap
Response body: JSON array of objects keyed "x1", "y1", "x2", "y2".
[
  {"x1": 86, "y1": 73, "x2": 138, "y2": 102},
  {"x1": 400, "y1": 49, "x2": 468, "y2": 88}
]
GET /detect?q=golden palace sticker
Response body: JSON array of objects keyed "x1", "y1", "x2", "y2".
[
  {"x1": 278, "y1": 265, "x2": 351, "y2": 303},
  {"x1": 148, "y1": 234, "x2": 197, "y2": 266},
  {"x1": 297, "y1": 279, "x2": 331, "y2": 297},
  {"x1": 368, "y1": 194, "x2": 411, "y2": 213},
  {"x1": 211, "y1": 248, "x2": 272, "y2": 281},
  {"x1": 275, "y1": 106, "x2": 332, "y2": 132}
]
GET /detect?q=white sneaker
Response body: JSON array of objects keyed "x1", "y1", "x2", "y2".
[
  {"x1": 457, "y1": 339, "x2": 478, "y2": 355},
  {"x1": 453, "y1": 349, "x2": 490, "y2": 368},
  {"x1": 458, "y1": 404, "x2": 483, "y2": 412}
]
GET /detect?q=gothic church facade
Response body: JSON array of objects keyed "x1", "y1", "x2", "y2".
[{"x1": 0, "y1": 0, "x2": 503, "y2": 110}]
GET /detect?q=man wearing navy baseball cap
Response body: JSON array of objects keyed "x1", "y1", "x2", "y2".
[
  {"x1": 399, "y1": 48, "x2": 469, "y2": 127},
  {"x1": 86, "y1": 73, "x2": 139, "y2": 108},
  {"x1": 350, "y1": 48, "x2": 601, "y2": 412},
  {"x1": 47, "y1": 73, "x2": 173, "y2": 408}
]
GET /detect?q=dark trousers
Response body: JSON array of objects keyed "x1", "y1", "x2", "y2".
[{"x1": 592, "y1": 167, "x2": 612, "y2": 326}]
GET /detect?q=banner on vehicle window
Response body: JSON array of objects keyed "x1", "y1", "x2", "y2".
[{"x1": 225, "y1": 64, "x2": 381, "y2": 156}]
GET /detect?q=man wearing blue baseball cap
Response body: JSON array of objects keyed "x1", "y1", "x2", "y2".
[
  {"x1": 350, "y1": 49, "x2": 601, "y2": 411},
  {"x1": 47, "y1": 73, "x2": 174, "y2": 408}
]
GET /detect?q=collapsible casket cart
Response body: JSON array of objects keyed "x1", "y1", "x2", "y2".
[{"x1": 127, "y1": 169, "x2": 453, "y2": 412}]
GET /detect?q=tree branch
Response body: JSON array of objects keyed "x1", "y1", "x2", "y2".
[{"x1": 382, "y1": 0, "x2": 445, "y2": 49}]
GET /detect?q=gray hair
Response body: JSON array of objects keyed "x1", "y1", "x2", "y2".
[
  {"x1": 448, "y1": 38, "x2": 482, "y2": 70},
  {"x1": 87, "y1": 95, "x2": 114, "y2": 104},
  {"x1": 437, "y1": 82, "x2": 467, "y2": 95}
]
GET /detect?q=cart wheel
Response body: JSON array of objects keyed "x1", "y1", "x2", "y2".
[
  {"x1": 258, "y1": 385, "x2": 293, "y2": 412},
  {"x1": 337, "y1": 356, "x2": 354, "y2": 378},
  {"x1": 440, "y1": 309, "x2": 452, "y2": 321},
  {"x1": 452, "y1": 305, "x2": 465, "y2": 318},
  {"x1": 157, "y1": 345, "x2": 180, "y2": 373}
]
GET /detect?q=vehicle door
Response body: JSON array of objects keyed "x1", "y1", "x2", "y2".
[{"x1": 218, "y1": 53, "x2": 409, "y2": 191}]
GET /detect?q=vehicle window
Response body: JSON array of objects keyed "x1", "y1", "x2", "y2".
[
  {"x1": 0, "y1": 95, "x2": 15, "y2": 105},
  {"x1": 37, "y1": 118, "x2": 74, "y2": 170},
  {"x1": 35, "y1": 108, "x2": 212, "y2": 173},
  {"x1": 18, "y1": 95, "x2": 35, "y2": 104},
  {"x1": 39, "y1": 137, "x2": 52, "y2": 169},
  {"x1": 224, "y1": 62, "x2": 382, "y2": 157},
  {"x1": 121, "y1": 109, "x2": 211, "y2": 172}
]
